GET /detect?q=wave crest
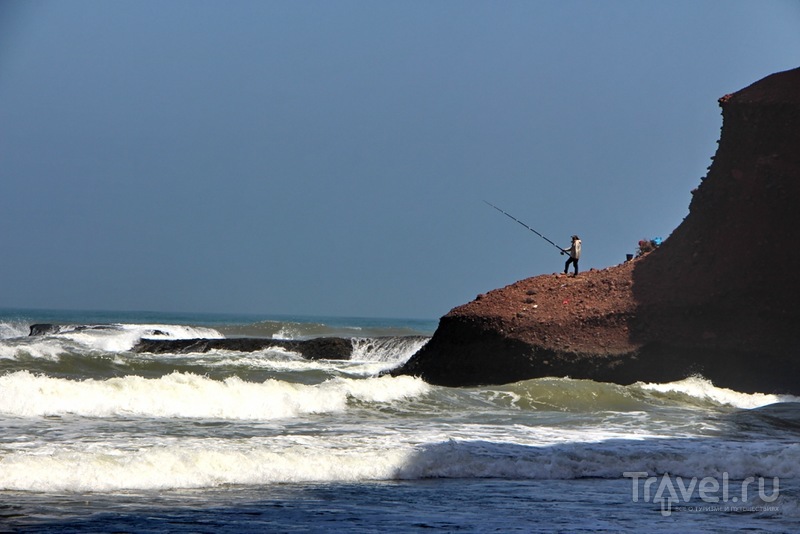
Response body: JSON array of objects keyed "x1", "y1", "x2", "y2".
[{"x1": 0, "y1": 371, "x2": 430, "y2": 420}]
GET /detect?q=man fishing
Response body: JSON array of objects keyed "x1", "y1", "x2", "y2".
[
  {"x1": 483, "y1": 201, "x2": 582, "y2": 275},
  {"x1": 562, "y1": 235, "x2": 581, "y2": 276}
]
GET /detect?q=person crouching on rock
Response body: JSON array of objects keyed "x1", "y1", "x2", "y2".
[{"x1": 562, "y1": 235, "x2": 581, "y2": 275}]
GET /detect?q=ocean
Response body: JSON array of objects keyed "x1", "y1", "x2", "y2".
[{"x1": 1, "y1": 308, "x2": 798, "y2": 533}]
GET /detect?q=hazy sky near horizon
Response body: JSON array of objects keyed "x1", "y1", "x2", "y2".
[{"x1": 1, "y1": 1, "x2": 799, "y2": 319}]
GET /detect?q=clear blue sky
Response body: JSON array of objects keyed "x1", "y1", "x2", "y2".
[{"x1": 1, "y1": 1, "x2": 798, "y2": 319}]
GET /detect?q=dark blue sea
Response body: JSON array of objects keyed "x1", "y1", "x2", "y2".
[{"x1": 1, "y1": 308, "x2": 798, "y2": 532}]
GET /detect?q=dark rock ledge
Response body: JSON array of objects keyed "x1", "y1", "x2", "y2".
[
  {"x1": 28, "y1": 324, "x2": 354, "y2": 360},
  {"x1": 132, "y1": 337, "x2": 353, "y2": 360}
]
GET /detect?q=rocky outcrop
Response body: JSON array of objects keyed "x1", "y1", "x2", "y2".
[
  {"x1": 394, "y1": 67, "x2": 800, "y2": 394},
  {"x1": 29, "y1": 323, "x2": 356, "y2": 360},
  {"x1": 133, "y1": 337, "x2": 354, "y2": 360},
  {"x1": 29, "y1": 324, "x2": 65, "y2": 336},
  {"x1": 29, "y1": 323, "x2": 121, "y2": 336}
]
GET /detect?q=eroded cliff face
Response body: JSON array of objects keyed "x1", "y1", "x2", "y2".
[
  {"x1": 395, "y1": 67, "x2": 800, "y2": 393},
  {"x1": 633, "y1": 67, "x2": 800, "y2": 354}
]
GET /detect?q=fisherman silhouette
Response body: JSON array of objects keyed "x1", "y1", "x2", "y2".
[{"x1": 562, "y1": 235, "x2": 581, "y2": 275}]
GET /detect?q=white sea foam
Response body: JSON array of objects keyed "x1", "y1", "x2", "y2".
[
  {"x1": 350, "y1": 336, "x2": 429, "y2": 364},
  {"x1": 158, "y1": 336, "x2": 428, "y2": 374},
  {"x1": 0, "y1": 371, "x2": 430, "y2": 419},
  {"x1": 395, "y1": 438, "x2": 800, "y2": 481},
  {"x1": 0, "y1": 438, "x2": 416, "y2": 492},
  {"x1": 0, "y1": 321, "x2": 29, "y2": 340},
  {"x1": 0, "y1": 323, "x2": 225, "y2": 360},
  {"x1": 198, "y1": 353, "x2": 397, "y2": 377},
  {"x1": 1, "y1": 432, "x2": 797, "y2": 492},
  {"x1": 638, "y1": 376, "x2": 800, "y2": 409},
  {"x1": 272, "y1": 325, "x2": 301, "y2": 340},
  {"x1": 59, "y1": 323, "x2": 224, "y2": 352},
  {"x1": 0, "y1": 339, "x2": 64, "y2": 361},
  {"x1": 155, "y1": 347, "x2": 304, "y2": 368}
]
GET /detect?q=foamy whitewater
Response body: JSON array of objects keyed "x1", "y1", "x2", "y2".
[{"x1": 1, "y1": 308, "x2": 798, "y2": 532}]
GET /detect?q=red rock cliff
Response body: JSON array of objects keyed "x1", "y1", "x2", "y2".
[{"x1": 395, "y1": 67, "x2": 800, "y2": 394}]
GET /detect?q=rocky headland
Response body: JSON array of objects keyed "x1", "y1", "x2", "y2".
[{"x1": 394, "y1": 67, "x2": 800, "y2": 394}]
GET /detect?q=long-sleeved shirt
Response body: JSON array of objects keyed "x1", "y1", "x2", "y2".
[{"x1": 566, "y1": 239, "x2": 581, "y2": 260}]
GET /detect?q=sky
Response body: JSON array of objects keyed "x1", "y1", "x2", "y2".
[{"x1": 1, "y1": 0, "x2": 799, "y2": 320}]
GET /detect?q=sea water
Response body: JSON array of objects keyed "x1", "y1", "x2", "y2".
[{"x1": 0, "y1": 308, "x2": 798, "y2": 532}]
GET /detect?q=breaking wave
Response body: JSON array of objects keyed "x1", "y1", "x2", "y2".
[{"x1": 0, "y1": 371, "x2": 430, "y2": 419}]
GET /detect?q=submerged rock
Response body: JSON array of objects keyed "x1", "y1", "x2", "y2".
[
  {"x1": 133, "y1": 337, "x2": 354, "y2": 360},
  {"x1": 28, "y1": 323, "x2": 117, "y2": 336},
  {"x1": 394, "y1": 67, "x2": 800, "y2": 394},
  {"x1": 29, "y1": 323, "x2": 63, "y2": 336}
]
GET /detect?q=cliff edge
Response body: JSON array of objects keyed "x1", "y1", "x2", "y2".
[{"x1": 395, "y1": 67, "x2": 800, "y2": 394}]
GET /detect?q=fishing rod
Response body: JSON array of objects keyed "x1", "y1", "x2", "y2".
[{"x1": 483, "y1": 200, "x2": 564, "y2": 253}]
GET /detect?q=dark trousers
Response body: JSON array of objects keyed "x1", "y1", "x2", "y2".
[{"x1": 564, "y1": 257, "x2": 579, "y2": 274}]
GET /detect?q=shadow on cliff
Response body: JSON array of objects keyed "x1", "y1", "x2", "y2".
[
  {"x1": 627, "y1": 247, "x2": 800, "y2": 395},
  {"x1": 626, "y1": 66, "x2": 800, "y2": 394}
]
